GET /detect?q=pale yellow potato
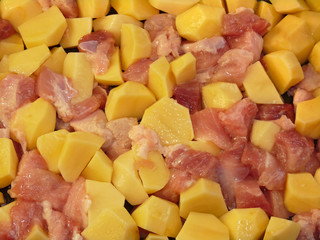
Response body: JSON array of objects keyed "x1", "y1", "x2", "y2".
[{"x1": 0, "y1": 138, "x2": 18, "y2": 188}]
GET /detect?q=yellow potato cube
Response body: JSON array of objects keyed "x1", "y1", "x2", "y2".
[
  {"x1": 58, "y1": 131, "x2": 105, "y2": 182},
  {"x1": 0, "y1": 192, "x2": 4, "y2": 204},
  {"x1": 25, "y1": 225, "x2": 49, "y2": 240},
  {"x1": 0, "y1": 55, "x2": 9, "y2": 73},
  {"x1": 0, "y1": 73, "x2": 9, "y2": 81},
  {"x1": 105, "y1": 81, "x2": 156, "y2": 121},
  {"x1": 85, "y1": 180, "x2": 125, "y2": 223},
  {"x1": 8, "y1": 44, "x2": 51, "y2": 76},
  {"x1": 35, "y1": 47, "x2": 67, "y2": 75},
  {"x1": 77, "y1": 0, "x2": 110, "y2": 18},
  {"x1": 306, "y1": 0, "x2": 320, "y2": 11},
  {"x1": 256, "y1": 1, "x2": 283, "y2": 30},
  {"x1": 132, "y1": 195, "x2": 182, "y2": 238},
  {"x1": 120, "y1": 24, "x2": 152, "y2": 70},
  {"x1": 149, "y1": 0, "x2": 199, "y2": 15},
  {"x1": 63, "y1": 52, "x2": 94, "y2": 104},
  {"x1": 250, "y1": 120, "x2": 281, "y2": 152},
  {"x1": 309, "y1": 41, "x2": 320, "y2": 73},
  {"x1": 81, "y1": 150, "x2": 113, "y2": 182},
  {"x1": 185, "y1": 140, "x2": 221, "y2": 156},
  {"x1": 179, "y1": 178, "x2": 228, "y2": 219},
  {"x1": 82, "y1": 207, "x2": 139, "y2": 240},
  {"x1": 176, "y1": 212, "x2": 229, "y2": 240},
  {"x1": 176, "y1": 4, "x2": 225, "y2": 41},
  {"x1": 0, "y1": 138, "x2": 18, "y2": 188},
  {"x1": 0, "y1": 34, "x2": 24, "y2": 59},
  {"x1": 0, "y1": 201, "x2": 15, "y2": 223},
  {"x1": 10, "y1": 98, "x2": 56, "y2": 150},
  {"x1": 18, "y1": 5, "x2": 67, "y2": 48},
  {"x1": 0, "y1": 0, "x2": 42, "y2": 30},
  {"x1": 295, "y1": 95, "x2": 320, "y2": 139},
  {"x1": 60, "y1": 17, "x2": 92, "y2": 49},
  {"x1": 148, "y1": 56, "x2": 175, "y2": 99},
  {"x1": 263, "y1": 15, "x2": 315, "y2": 64},
  {"x1": 262, "y1": 50, "x2": 304, "y2": 94},
  {"x1": 170, "y1": 52, "x2": 196, "y2": 85},
  {"x1": 314, "y1": 87, "x2": 320, "y2": 97},
  {"x1": 220, "y1": 208, "x2": 269, "y2": 240},
  {"x1": 263, "y1": 216, "x2": 300, "y2": 240},
  {"x1": 202, "y1": 82, "x2": 243, "y2": 109},
  {"x1": 141, "y1": 97, "x2": 194, "y2": 145},
  {"x1": 225, "y1": 0, "x2": 256, "y2": 13},
  {"x1": 146, "y1": 233, "x2": 169, "y2": 240},
  {"x1": 294, "y1": 11, "x2": 320, "y2": 41},
  {"x1": 112, "y1": 150, "x2": 148, "y2": 205},
  {"x1": 199, "y1": 0, "x2": 225, "y2": 8},
  {"x1": 94, "y1": 47, "x2": 124, "y2": 85},
  {"x1": 243, "y1": 61, "x2": 283, "y2": 104},
  {"x1": 111, "y1": 0, "x2": 158, "y2": 20},
  {"x1": 315, "y1": 168, "x2": 320, "y2": 184},
  {"x1": 285, "y1": 173, "x2": 320, "y2": 214},
  {"x1": 37, "y1": 129, "x2": 69, "y2": 174},
  {"x1": 270, "y1": 0, "x2": 309, "y2": 13},
  {"x1": 93, "y1": 14, "x2": 143, "y2": 45}
]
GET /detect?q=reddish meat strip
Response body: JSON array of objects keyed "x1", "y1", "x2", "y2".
[
  {"x1": 265, "y1": 190, "x2": 292, "y2": 219},
  {"x1": 256, "y1": 104, "x2": 295, "y2": 122},
  {"x1": 293, "y1": 209, "x2": 320, "y2": 240},
  {"x1": 37, "y1": 0, "x2": 79, "y2": 18},
  {"x1": 71, "y1": 95, "x2": 101, "y2": 121},
  {"x1": 0, "y1": 19, "x2": 15, "y2": 40},
  {"x1": 296, "y1": 63, "x2": 320, "y2": 92},
  {"x1": 122, "y1": 58, "x2": 153, "y2": 85}
]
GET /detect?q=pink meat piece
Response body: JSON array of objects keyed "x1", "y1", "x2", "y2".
[
  {"x1": 293, "y1": 88, "x2": 313, "y2": 109},
  {"x1": 144, "y1": 14, "x2": 176, "y2": 41},
  {"x1": 304, "y1": 152, "x2": 320, "y2": 175},
  {"x1": 16, "y1": 150, "x2": 48, "y2": 175},
  {"x1": 0, "y1": 222, "x2": 11, "y2": 240},
  {"x1": 297, "y1": 63, "x2": 320, "y2": 92},
  {"x1": 0, "y1": 128, "x2": 10, "y2": 138},
  {"x1": 71, "y1": 95, "x2": 100, "y2": 121},
  {"x1": 0, "y1": 19, "x2": 15, "y2": 40},
  {"x1": 37, "y1": 0, "x2": 79, "y2": 18},
  {"x1": 256, "y1": 104, "x2": 295, "y2": 122},
  {"x1": 92, "y1": 85, "x2": 107, "y2": 109},
  {"x1": 273, "y1": 115, "x2": 296, "y2": 131},
  {"x1": 122, "y1": 58, "x2": 153, "y2": 85},
  {"x1": 265, "y1": 190, "x2": 292, "y2": 219},
  {"x1": 293, "y1": 209, "x2": 320, "y2": 240}
]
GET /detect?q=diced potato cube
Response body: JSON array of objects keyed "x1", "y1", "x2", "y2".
[
  {"x1": 0, "y1": 34, "x2": 24, "y2": 59},
  {"x1": 199, "y1": 0, "x2": 225, "y2": 8},
  {"x1": 243, "y1": 61, "x2": 283, "y2": 104},
  {"x1": 294, "y1": 11, "x2": 320, "y2": 41},
  {"x1": 58, "y1": 131, "x2": 105, "y2": 182},
  {"x1": 179, "y1": 178, "x2": 228, "y2": 219},
  {"x1": 170, "y1": 52, "x2": 196, "y2": 85},
  {"x1": 111, "y1": 0, "x2": 158, "y2": 20},
  {"x1": 18, "y1": 5, "x2": 67, "y2": 48},
  {"x1": 149, "y1": 0, "x2": 199, "y2": 15},
  {"x1": 262, "y1": 50, "x2": 304, "y2": 94},
  {"x1": 120, "y1": 24, "x2": 152, "y2": 70},
  {"x1": 132, "y1": 195, "x2": 182, "y2": 238},
  {"x1": 315, "y1": 168, "x2": 320, "y2": 184},
  {"x1": 306, "y1": 0, "x2": 320, "y2": 11},
  {"x1": 141, "y1": 97, "x2": 194, "y2": 145},
  {"x1": 309, "y1": 41, "x2": 320, "y2": 73},
  {"x1": 0, "y1": 138, "x2": 18, "y2": 188},
  {"x1": 0, "y1": 55, "x2": 9, "y2": 73},
  {"x1": 184, "y1": 140, "x2": 221, "y2": 156},
  {"x1": 220, "y1": 208, "x2": 269, "y2": 240},
  {"x1": 0, "y1": 201, "x2": 16, "y2": 223},
  {"x1": 225, "y1": 0, "x2": 256, "y2": 13},
  {"x1": 25, "y1": 225, "x2": 49, "y2": 240},
  {"x1": 10, "y1": 98, "x2": 56, "y2": 150},
  {"x1": 112, "y1": 150, "x2": 148, "y2": 205},
  {"x1": 314, "y1": 87, "x2": 320, "y2": 97},
  {"x1": 146, "y1": 233, "x2": 169, "y2": 240},
  {"x1": 256, "y1": 1, "x2": 283, "y2": 30},
  {"x1": 0, "y1": 192, "x2": 4, "y2": 204},
  {"x1": 35, "y1": 47, "x2": 67, "y2": 75},
  {"x1": 105, "y1": 81, "x2": 156, "y2": 121},
  {"x1": 81, "y1": 150, "x2": 113, "y2": 182},
  {"x1": 148, "y1": 56, "x2": 175, "y2": 99},
  {"x1": 60, "y1": 17, "x2": 92, "y2": 49},
  {"x1": 202, "y1": 82, "x2": 242, "y2": 109},
  {"x1": 37, "y1": 129, "x2": 69, "y2": 174},
  {"x1": 77, "y1": 0, "x2": 111, "y2": 18},
  {"x1": 82, "y1": 207, "x2": 139, "y2": 240},
  {"x1": 269, "y1": 0, "x2": 309, "y2": 14},
  {"x1": 176, "y1": 212, "x2": 229, "y2": 240},
  {"x1": 263, "y1": 216, "x2": 300, "y2": 240},
  {"x1": 8, "y1": 44, "x2": 51, "y2": 76},
  {"x1": 176, "y1": 4, "x2": 225, "y2": 41}
]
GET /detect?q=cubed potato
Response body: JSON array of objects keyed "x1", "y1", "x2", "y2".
[
  {"x1": 25, "y1": 225, "x2": 49, "y2": 240},
  {"x1": 170, "y1": 52, "x2": 196, "y2": 85},
  {"x1": 82, "y1": 207, "x2": 139, "y2": 240},
  {"x1": 294, "y1": 11, "x2": 320, "y2": 41},
  {"x1": 148, "y1": 56, "x2": 175, "y2": 99},
  {"x1": 225, "y1": 0, "x2": 256, "y2": 13},
  {"x1": 263, "y1": 15, "x2": 315, "y2": 64},
  {"x1": 199, "y1": 0, "x2": 225, "y2": 8},
  {"x1": 18, "y1": 5, "x2": 67, "y2": 48},
  {"x1": 0, "y1": 73, "x2": 9, "y2": 81},
  {"x1": 0, "y1": 0, "x2": 42, "y2": 30},
  {"x1": 314, "y1": 87, "x2": 320, "y2": 97},
  {"x1": 243, "y1": 61, "x2": 283, "y2": 104},
  {"x1": 0, "y1": 192, "x2": 4, "y2": 204},
  {"x1": 120, "y1": 24, "x2": 152, "y2": 70},
  {"x1": 105, "y1": 81, "x2": 156, "y2": 121},
  {"x1": 81, "y1": 150, "x2": 113, "y2": 182},
  {"x1": 63, "y1": 52, "x2": 94, "y2": 104},
  {"x1": 112, "y1": 150, "x2": 148, "y2": 205},
  {"x1": 176, "y1": 212, "x2": 229, "y2": 240},
  {"x1": 149, "y1": 0, "x2": 199, "y2": 15},
  {"x1": 0, "y1": 201, "x2": 16, "y2": 223},
  {"x1": 35, "y1": 47, "x2": 67, "y2": 75},
  {"x1": 262, "y1": 50, "x2": 304, "y2": 94},
  {"x1": 0, "y1": 34, "x2": 24, "y2": 59},
  {"x1": 309, "y1": 41, "x2": 320, "y2": 73},
  {"x1": 85, "y1": 180, "x2": 125, "y2": 224},
  {"x1": 95, "y1": 47, "x2": 124, "y2": 85},
  {"x1": 202, "y1": 82, "x2": 242, "y2": 109},
  {"x1": 60, "y1": 17, "x2": 92, "y2": 49},
  {"x1": 284, "y1": 172, "x2": 320, "y2": 214},
  {"x1": 77, "y1": 0, "x2": 110, "y2": 18},
  {"x1": 0, "y1": 138, "x2": 18, "y2": 188},
  {"x1": 37, "y1": 129, "x2": 69, "y2": 174},
  {"x1": 269, "y1": 0, "x2": 309, "y2": 14},
  {"x1": 315, "y1": 168, "x2": 320, "y2": 184},
  {"x1": 295, "y1": 95, "x2": 320, "y2": 139},
  {"x1": 58, "y1": 131, "x2": 105, "y2": 182},
  {"x1": 176, "y1": 4, "x2": 225, "y2": 41},
  {"x1": 10, "y1": 98, "x2": 56, "y2": 150},
  {"x1": 93, "y1": 14, "x2": 143, "y2": 45},
  {"x1": 185, "y1": 140, "x2": 221, "y2": 156},
  {"x1": 256, "y1": 1, "x2": 283, "y2": 31},
  {"x1": 0, "y1": 55, "x2": 9, "y2": 73},
  {"x1": 306, "y1": 0, "x2": 320, "y2": 11},
  {"x1": 146, "y1": 233, "x2": 169, "y2": 240},
  {"x1": 263, "y1": 216, "x2": 300, "y2": 240},
  {"x1": 220, "y1": 208, "x2": 269, "y2": 240},
  {"x1": 132, "y1": 195, "x2": 182, "y2": 238},
  {"x1": 8, "y1": 44, "x2": 51, "y2": 76},
  {"x1": 141, "y1": 97, "x2": 194, "y2": 145},
  {"x1": 111, "y1": 0, "x2": 158, "y2": 20},
  {"x1": 250, "y1": 120, "x2": 281, "y2": 152},
  {"x1": 179, "y1": 178, "x2": 228, "y2": 219}
]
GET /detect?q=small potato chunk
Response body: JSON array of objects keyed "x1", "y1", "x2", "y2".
[
  {"x1": 270, "y1": 0, "x2": 309, "y2": 14},
  {"x1": 0, "y1": 55, "x2": 9, "y2": 73},
  {"x1": 77, "y1": 0, "x2": 111, "y2": 18},
  {"x1": 111, "y1": 0, "x2": 158, "y2": 20},
  {"x1": 132, "y1": 195, "x2": 182, "y2": 238},
  {"x1": 25, "y1": 225, "x2": 49, "y2": 240},
  {"x1": 18, "y1": 5, "x2": 67, "y2": 48},
  {"x1": 256, "y1": 1, "x2": 283, "y2": 30},
  {"x1": 176, "y1": 4, "x2": 225, "y2": 41},
  {"x1": 170, "y1": 52, "x2": 196, "y2": 85},
  {"x1": 0, "y1": 34, "x2": 24, "y2": 59},
  {"x1": 306, "y1": 0, "x2": 320, "y2": 11},
  {"x1": 0, "y1": 201, "x2": 15, "y2": 223},
  {"x1": 309, "y1": 41, "x2": 320, "y2": 73},
  {"x1": 176, "y1": 212, "x2": 229, "y2": 240},
  {"x1": 0, "y1": 138, "x2": 18, "y2": 188},
  {"x1": 294, "y1": 11, "x2": 320, "y2": 41},
  {"x1": 146, "y1": 233, "x2": 168, "y2": 240},
  {"x1": 149, "y1": 0, "x2": 199, "y2": 15},
  {"x1": 36, "y1": 47, "x2": 67, "y2": 75},
  {"x1": 225, "y1": 0, "x2": 256, "y2": 13},
  {"x1": 185, "y1": 140, "x2": 221, "y2": 156},
  {"x1": 263, "y1": 216, "x2": 300, "y2": 240},
  {"x1": 199, "y1": 0, "x2": 225, "y2": 8},
  {"x1": 314, "y1": 168, "x2": 320, "y2": 184}
]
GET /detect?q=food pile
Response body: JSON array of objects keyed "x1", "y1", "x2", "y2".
[{"x1": 0, "y1": 0, "x2": 320, "y2": 239}]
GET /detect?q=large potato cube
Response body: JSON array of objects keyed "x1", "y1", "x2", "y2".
[
  {"x1": 0, "y1": 138, "x2": 18, "y2": 188},
  {"x1": 225, "y1": 0, "x2": 256, "y2": 13},
  {"x1": 35, "y1": 47, "x2": 67, "y2": 75},
  {"x1": 256, "y1": 1, "x2": 283, "y2": 30},
  {"x1": 0, "y1": 34, "x2": 24, "y2": 59},
  {"x1": 111, "y1": 0, "x2": 158, "y2": 20},
  {"x1": 269, "y1": 0, "x2": 309, "y2": 14},
  {"x1": 170, "y1": 52, "x2": 196, "y2": 85},
  {"x1": 294, "y1": 11, "x2": 320, "y2": 41},
  {"x1": 263, "y1": 216, "x2": 300, "y2": 240},
  {"x1": 77, "y1": 0, "x2": 110, "y2": 18},
  {"x1": 309, "y1": 41, "x2": 320, "y2": 73},
  {"x1": 149, "y1": 0, "x2": 199, "y2": 15}
]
